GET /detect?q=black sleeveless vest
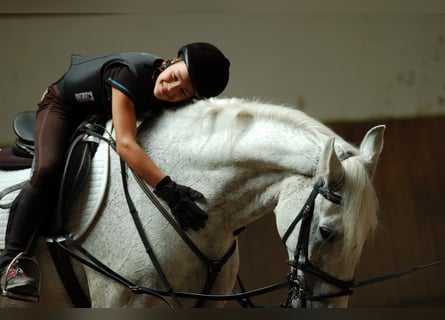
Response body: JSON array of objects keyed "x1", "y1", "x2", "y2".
[{"x1": 59, "y1": 52, "x2": 163, "y2": 113}]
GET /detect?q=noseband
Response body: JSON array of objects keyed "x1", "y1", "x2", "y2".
[
  {"x1": 280, "y1": 174, "x2": 445, "y2": 308},
  {"x1": 281, "y1": 177, "x2": 354, "y2": 307}
]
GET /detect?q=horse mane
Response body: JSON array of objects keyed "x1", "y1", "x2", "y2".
[
  {"x1": 191, "y1": 98, "x2": 377, "y2": 242},
  {"x1": 167, "y1": 98, "x2": 378, "y2": 253},
  {"x1": 341, "y1": 157, "x2": 378, "y2": 254},
  {"x1": 196, "y1": 98, "x2": 377, "y2": 248},
  {"x1": 194, "y1": 97, "x2": 348, "y2": 148}
]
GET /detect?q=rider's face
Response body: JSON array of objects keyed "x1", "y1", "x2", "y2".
[{"x1": 153, "y1": 61, "x2": 195, "y2": 103}]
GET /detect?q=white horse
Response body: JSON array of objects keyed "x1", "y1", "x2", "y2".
[{"x1": 0, "y1": 97, "x2": 384, "y2": 308}]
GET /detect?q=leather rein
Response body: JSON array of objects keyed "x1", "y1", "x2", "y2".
[
  {"x1": 52, "y1": 122, "x2": 287, "y2": 308},
  {"x1": 52, "y1": 122, "x2": 444, "y2": 308},
  {"x1": 281, "y1": 176, "x2": 445, "y2": 308}
]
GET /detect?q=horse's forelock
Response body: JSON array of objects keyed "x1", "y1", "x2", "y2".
[{"x1": 341, "y1": 157, "x2": 378, "y2": 254}]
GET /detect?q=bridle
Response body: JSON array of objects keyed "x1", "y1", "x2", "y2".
[
  {"x1": 48, "y1": 122, "x2": 444, "y2": 308},
  {"x1": 50, "y1": 166, "x2": 445, "y2": 308},
  {"x1": 280, "y1": 176, "x2": 445, "y2": 308},
  {"x1": 281, "y1": 177, "x2": 354, "y2": 307}
]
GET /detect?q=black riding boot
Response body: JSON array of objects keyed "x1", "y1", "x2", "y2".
[{"x1": 0, "y1": 182, "x2": 43, "y2": 295}]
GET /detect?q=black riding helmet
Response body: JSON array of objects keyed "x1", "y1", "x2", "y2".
[{"x1": 178, "y1": 42, "x2": 230, "y2": 99}]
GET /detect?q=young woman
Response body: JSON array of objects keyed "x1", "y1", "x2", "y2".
[{"x1": 0, "y1": 42, "x2": 230, "y2": 296}]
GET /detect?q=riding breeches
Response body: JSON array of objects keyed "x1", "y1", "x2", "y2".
[
  {"x1": 32, "y1": 85, "x2": 83, "y2": 194},
  {"x1": 0, "y1": 85, "x2": 84, "y2": 268}
]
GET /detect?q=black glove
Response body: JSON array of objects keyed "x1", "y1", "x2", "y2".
[{"x1": 154, "y1": 176, "x2": 208, "y2": 231}]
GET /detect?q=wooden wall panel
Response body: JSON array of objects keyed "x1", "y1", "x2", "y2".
[
  {"x1": 330, "y1": 116, "x2": 445, "y2": 307},
  {"x1": 232, "y1": 116, "x2": 445, "y2": 307}
]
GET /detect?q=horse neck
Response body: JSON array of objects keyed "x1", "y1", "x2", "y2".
[{"x1": 139, "y1": 99, "x2": 350, "y2": 229}]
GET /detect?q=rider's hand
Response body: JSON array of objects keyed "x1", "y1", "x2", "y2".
[{"x1": 154, "y1": 176, "x2": 208, "y2": 231}]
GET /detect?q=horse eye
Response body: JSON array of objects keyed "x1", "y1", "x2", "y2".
[{"x1": 319, "y1": 226, "x2": 337, "y2": 242}]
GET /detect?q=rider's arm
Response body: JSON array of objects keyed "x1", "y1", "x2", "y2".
[{"x1": 111, "y1": 87, "x2": 166, "y2": 187}]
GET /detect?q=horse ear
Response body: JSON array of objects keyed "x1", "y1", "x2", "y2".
[
  {"x1": 359, "y1": 125, "x2": 385, "y2": 177},
  {"x1": 318, "y1": 138, "x2": 344, "y2": 191}
]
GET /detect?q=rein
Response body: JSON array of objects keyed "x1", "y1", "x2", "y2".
[
  {"x1": 281, "y1": 177, "x2": 445, "y2": 307},
  {"x1": 49, "y1": 121, "x2": 444, "y2": 308},
  {"x1": 55, "y1": 121, "x2": 246, "y2": 307},
  {"x1": 120, "y1": 118, "x2": 240, "y2": 307},
  {"x1": 52, "y1": 234, "x2": 288, "y2": 306},
  {"x1": 119, "y1": 159, "x2": 238, "y2": 307}
]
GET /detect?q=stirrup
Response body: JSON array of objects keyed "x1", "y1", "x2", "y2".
[{"x1": 0, "y1": 252, "x2": 41, "y2": 302}]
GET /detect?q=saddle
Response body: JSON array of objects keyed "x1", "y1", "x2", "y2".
[
  {"x1": 50, "y1": 115, "x2": 108, "y2": 236},
  {"x1": 12, "y1": 111, "x2": 36, "y2": 159},
  {"x1": 0, "y1": 111, "x2": 35, "y2": 170},
  {"x1": 0, "y1": 111, "x2": 108, "y2": 235},
  {"x1": 0, "y1": 112, "x2": 111, "y2": 303}
]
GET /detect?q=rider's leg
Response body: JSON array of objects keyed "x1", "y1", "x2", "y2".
[
  {"x1": 1, "y1": 85, "x2": 80, "y2": 295},
  {"x1": 0, "y1": 183, "x2": 42, "y2": 294}
]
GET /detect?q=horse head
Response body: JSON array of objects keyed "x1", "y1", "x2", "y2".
[
  {"x1": 121, "y1": 99, "x2": 385, "y2": 308},
  {"x1": 275, "y1": 125, "x2": 385, "y2": 308}
]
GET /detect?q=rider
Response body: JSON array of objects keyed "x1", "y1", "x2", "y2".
[{"x1": 0, "y1": 42, "x2": 230, "y2": 296}]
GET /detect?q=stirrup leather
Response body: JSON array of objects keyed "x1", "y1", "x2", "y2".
[{"x1": 0, "y1": 252, "x2": 41, "y2": 302}]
